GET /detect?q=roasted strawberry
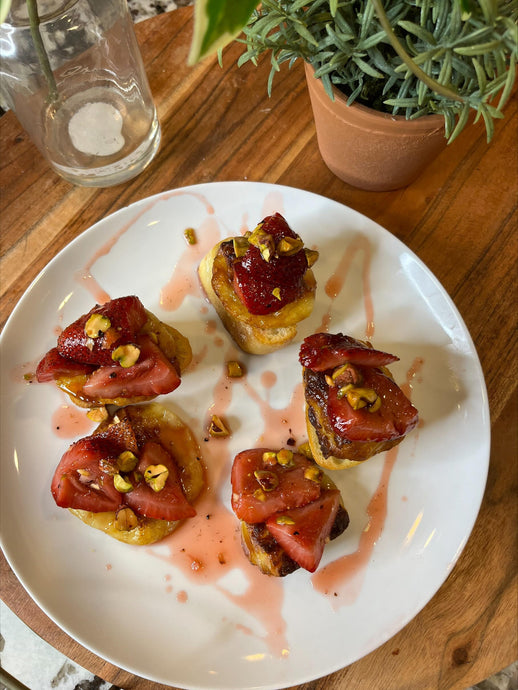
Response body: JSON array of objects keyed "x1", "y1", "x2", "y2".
[
  {"x1": 81, "y1": 335, "x2": 181, "y2": 400},
  {"x1": 124, "y1": 441, "x2": 196, "y2": 522},
  {"x1": 57, "y1": 295, "x2": 147, "y2": 365},
  {"x1": 299, "y1": 332, "x2": 399, "y2": 371},
  {"x1": 36, "y1": 347, "x2": 95, "y2": 382},
  {"x1": 266, "y1": 489, "x2": 341, "y2": 573},
  {"x1": 232, "y1": 213, "x2": 310, "y2": 315},
  {"x1": 231, "y1": 448, "x2": 322, "y2": 524}
]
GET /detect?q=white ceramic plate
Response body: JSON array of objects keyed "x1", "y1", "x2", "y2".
[{"x1": 0, "y1": 182, "x2": 489, "y2": 689}]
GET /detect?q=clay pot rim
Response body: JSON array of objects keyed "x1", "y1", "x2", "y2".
[{"x1": 304, "y1": 62, "x2": 445, "y2": 132}]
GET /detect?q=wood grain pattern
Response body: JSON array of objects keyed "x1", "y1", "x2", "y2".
[{"x1": 1, "y1": 8, "x2": 517, "y2": 690}]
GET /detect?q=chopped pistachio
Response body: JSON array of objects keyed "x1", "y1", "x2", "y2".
[
  {"x1": 77, "y1": 468, "x2": 92, "y2": 484},
  {"x1": 275, "y1": 515, "x2": 295, "y2": 525},
  {"x1": 226, "y1": 360, "x2": 244, "y2": 378},
  {"x1": 304, "y1": 248, "x2": 319, "y2": 268},
  {"x1": 248, "y1": 226, "x2": 275, "y2": 262},
  {"x1": 184, "y1": 227, "x2": 197, "y2": 245},
  {"x1": 254, "y1": 469, "x2": 279, "y2": 492},
  {"x1": 262, "y1": 451, "x2": 278, "y2": 466},
  {"x1": 115, "y1": 506, "x2": 138, "y2": 531},
  {"x1": 337, "y1": 383, "x2": 354, "y2": 399},
  {"x1": 114, "y1": 473, "x2": 133, "y2": 493},
  {"x1": 304, "y1": 466, "x2": 323, "y2": 483},
  {"x1": 86, "y1": 407, "x2": 109, "y2": 423},
  {"x1": 332, "y1": 364, "x2": 352, "y2": 380},
  {"x1": 208, "y1": 414, "x2": 230, "y2": 437},
  {"x1": 276, "y1": 448, "x2": 294, "y2": 467},
  {"x1": 117, "y1": 450, "x2": 138, "y2": 472},
  {"x1": 277, "y1": 236, "x2": 303, "y2": 256},
  {"x1": 111, "y1": 343, "x2": 140, "y2": 368},
  {"x1": 144, "y1": 464, "x2": 169, "y2": 492},
  {"x1": 297, "y1": 442, "x2": 314, "y2": 460},
  {"x1": 233, "y1": 236, "x2": 249, "y2": 258},
  {"x1": 325, "y1": 374, "x2": 335, "y2": 387},
  {"x1": 272, "y1": 287, "x2": 282, "y2": 301},
  {"x1": 84, "y1": 313, "x2": 111, "y2": 338},
  {"x1": 253, "y1": 488, "x2": 266, "y2": 502},
  {"x1": 368, "y1": 396, "x2": 382, "y2": 413}
]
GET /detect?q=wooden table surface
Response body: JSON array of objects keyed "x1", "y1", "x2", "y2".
[{"x1": 1, "y1": 7, "x2": 517, "y2": 690}]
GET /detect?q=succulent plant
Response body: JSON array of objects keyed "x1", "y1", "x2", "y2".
[{"x1": 236, "y1": 0, "x2": 518, "y2": 141}]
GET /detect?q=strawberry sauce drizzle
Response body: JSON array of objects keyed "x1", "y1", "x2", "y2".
[{"x1": 319, "y1": 235, "x2": 374, "y2": 338}]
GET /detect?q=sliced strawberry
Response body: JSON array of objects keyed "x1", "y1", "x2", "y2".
[
  {"x1": 36, "y1": 347, "x2": 95, "y2": 382},
  {"x1": 231, "y1": 448, "x2": 322, "y2": 524},
  {"x1": 266, "y1": 489, "x2": 341, "y2": 572},
  {"x1": 57, "y1": 296, "x2": 147, "y2": 365},
  {"x1": 328, "y1": 366, "x2": 419, "y2": 442},
  {"x1": 299, "y1": 332, "x2": 399, "y2": 371},
  {"x1": 232, "y1": 213, "x2": 309, "y2": 315},
  {"x1": 125, "y1": 441, "x2": 195, "y2": 521},
  {"x1": 94, "y1": 416, "x2": 139, "y2": 456},
  {"x1": 51, "y1": 437, "x2": 122, "y2": 512},
  {"x1": 81, "y1": 335, "x2": 180, "y2": 400}
]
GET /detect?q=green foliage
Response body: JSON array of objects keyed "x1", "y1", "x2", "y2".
[
  {"x1": 189, "y1": 0, "x2": 259, "y2": 62},
  {"x1": 238, "y1": 0, "x2": 518, "y2": 140}
]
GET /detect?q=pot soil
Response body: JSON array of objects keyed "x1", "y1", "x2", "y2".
[{"x1": 304, "y1": 63, "x2": 447, "y2": 191}]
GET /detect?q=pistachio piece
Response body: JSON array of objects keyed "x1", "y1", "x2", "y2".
[
  {"x1": 86, "y1": 407, "x2": 109, "y2": 423},
  {"x1": 253, "y1": 488, "x2": 266, "y2": 502},
  {"x1": 117, "y1": 450, "x2": 138, "y2": 472},
  {"x1": 144, "y1": 464, "x2": 169, "y2": 492},
  {"x1": 272, "y1": 287, "x2": 282, "y2": 301},
  {"x1": 208, "y1": 415, "x2": 230, "y2": 437},
  {"x1": 115, "y1": 506, "x2": 138, "y2": 531},
  {"x1": 368, "y1": 396, "x2": 382, "y2": 413},
  {"x1": 276, "y1": 515, "x2": 295, "y2": 525},
  {"x1": 277, "y1": 236, "x2": 303, "y2": 256},
  {"x1": 184, "y1": 227, "x2": 197, "y2": 245},
  {"x1": 77, "y1": 468, "x2": 92, "y2": 484},
  {"x1": 325, "y1": 374, "x2": 335, "y2": 387},
  {"x1": 304, "y1": 466, "x2": 323, "y2": 483},
  {"x1": 248, "y1": 226, "x2": 275, "y2": 262},
  {"x1": 276, "y1": 448, "x2": 294, "y2": 467},
  {"x1": 226, "y1": 360, "x2": 244, "y2": 378},
  {"x1": 111, "y1": 343, "x2": 140, "y2": 368},
  {"x1": 233, "y1": 236, "x2": 249, "y2": 258},
  {"x1": 304, "y1": 248, "x2": 319, "y2": 268},
  {"x1": 84, "y1": 313, "x2": 111, "y2": 338},
  {"x1": 254, "y1": 469, "x2": 279, "y2": 492},
  {"x1": 297, "y1": 442, "x2": 314, "y2": 460},
  {"x1": 114, "y1": 473, "x2": 133, "y2": 493},
  {"x1": 341, "y1": 385, "x2": 379, "y2": 411},
  {"x1": 262, "y1": 451, "x2": 278, "y2": 466}
]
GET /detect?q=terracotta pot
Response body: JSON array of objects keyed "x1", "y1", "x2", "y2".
[{"x1": 304, "y1": 63, "x2": 447, "y2": 191}]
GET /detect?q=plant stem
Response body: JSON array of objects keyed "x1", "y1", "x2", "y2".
[
  {"x1": 26, "y1": 0, "x2": 59, "y2": 103},
  {"x1": 369, "y1": 0, "x2": 465, "y2": 103}
]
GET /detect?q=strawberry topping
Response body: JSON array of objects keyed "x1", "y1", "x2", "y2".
[
  {"x1": 57, "y1": 295, "x2": 147, "y2": 366},
  {"x1": 299, "y1": 332, "x2": 399, "y2": 371},
  {"x1": 232, "y1": 213, "x2": 309, "y2": 314},
  {"x1": 81, "y1": 335, "x2": 181, "y2": 400}
]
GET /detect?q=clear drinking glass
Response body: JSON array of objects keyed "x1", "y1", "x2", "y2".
[{"x1": 0, "y1": 0, "x2": 161, "y2": 186}]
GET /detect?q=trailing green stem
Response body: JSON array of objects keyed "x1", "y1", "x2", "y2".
[
  {"x1": 26, "y1": 0, "x2": 59, "y2": 103},
  {"x1": 369, "y1": 0, "x2": 464, "y2": 103}
]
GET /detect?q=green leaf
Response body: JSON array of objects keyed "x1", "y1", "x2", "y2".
[
  {"x1": 189, "y1": 0, "x2": 260, "y2": 63},
  {"x1": 0, "y1": 0, "x2": 12, "y2": 23}
]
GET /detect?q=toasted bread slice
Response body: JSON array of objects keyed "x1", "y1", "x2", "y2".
[
  {"x1": 69, "y1": 403, "x2": 204, "y2": 545},
  {"x1": 198, "y1": 240, "x2": 316, "y2": 355}
]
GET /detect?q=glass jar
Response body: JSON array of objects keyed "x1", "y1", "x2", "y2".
[{"x1": 0, "y1": 0, "x2": 161, "y2": 186}]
